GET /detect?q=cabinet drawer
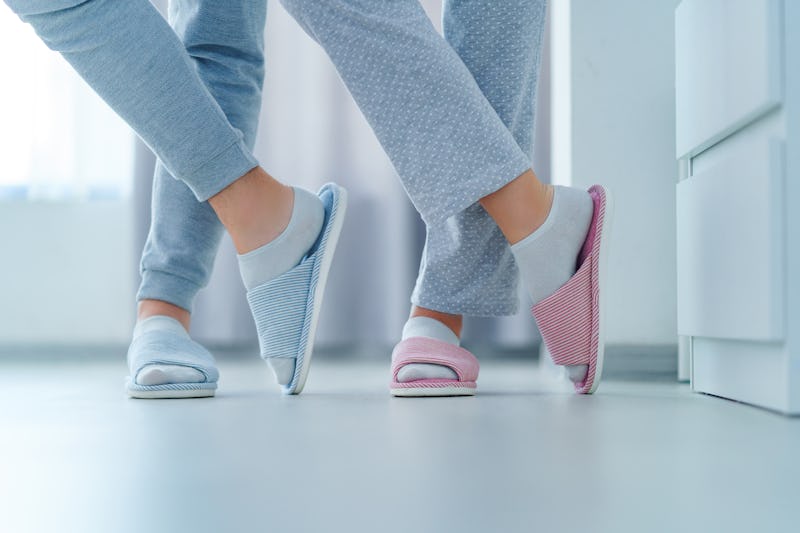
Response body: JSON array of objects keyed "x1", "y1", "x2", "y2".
[
  {"x1": 676, "y1": 138, "x2": 784, "y2": 340},
  {"x1": 675, "y1": 0, "x2": 782, "y2": 158}
]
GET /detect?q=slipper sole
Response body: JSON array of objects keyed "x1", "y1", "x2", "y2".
[{"x1": 288, "y1": 184, "x2": 348, "y2": 395}]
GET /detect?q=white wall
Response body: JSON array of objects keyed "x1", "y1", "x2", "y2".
[
  {"x1": 551, "y1": 0, "x2": 680, "y2": 345},
  {"x1": 0, "y1": 202, "x2": 136, "y2": 345}
]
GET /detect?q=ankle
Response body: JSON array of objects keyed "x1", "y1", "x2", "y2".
[
  {"x1": 137, "y1": 299, "x2": 190, "y2": 332},
  {"x1": 208, "y1": 167, "x2": 294, "y2": 254},
  {"x1": 237, "y1": 187, "x2": 325, "y2": 290},
  {"x1": 479, "y1": 169, "x2": 554, "y2": 244},
  {"x1": 410, "y1": 306, "x2": 462, "y2": 338}
]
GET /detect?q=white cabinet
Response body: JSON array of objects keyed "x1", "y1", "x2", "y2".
[
  {"x1": 675, "y1": 0, "x2": 782, "y2": 158},
  {"x1": 676, "y1": 138, "x2": 784, "y2": 341},
  {"x1": 675, "y1": 0, "x2": 800, "y2": 413}
]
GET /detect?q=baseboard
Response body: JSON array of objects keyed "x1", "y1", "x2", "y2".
[
  {"x1": 600, "y1": 344, "x2": 678, "y2": 380},
  {"x1": 535, "y1": 342, "x2": 678, "y2": 381},
  {"x1": 310, "y1": 342, "x2": 679, "y2": 381},
  {"x1": 0, "y1": 343, "x2": 680, "y2": 383}
]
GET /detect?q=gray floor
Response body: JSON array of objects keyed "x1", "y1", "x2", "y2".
[{"x1": 0, "y1": 349, "x2": 798, "y2": 533}]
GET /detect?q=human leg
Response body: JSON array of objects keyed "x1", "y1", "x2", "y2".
[
  {"x1": 139, "y1": 0, "x2": 269, "y2": 314},
  {"x1": 7, "y1": 0, "x2": 344, "y2": 395},
  {"x1": 413, "y1": 0, "x2": 547, "y2": 313},
  {"x1": 7, "y1": 0, "x2": 301, "y2": 247},
  {"x1": 132, "y1": 0, "x2": 268, "y2": 393},
  {"x1": 279, "y1": 0, "x2": 606, "y2": 393},
  {"x1": 390, "y1": 0, "x2": 597, "y2": 392},
  {"x1": 279, "y1": 0, "x2": 532, "y2": 224},
  {"x1": 434, "y1": 2, "x2": 596, "y2": 318},
  {"x1": 7, "y1": 0, "x2": 259, "y2": 200},
  {"x1": 398, "y1": 0, "x2": 548, "y2": 389}
]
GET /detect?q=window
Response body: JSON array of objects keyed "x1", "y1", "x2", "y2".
[{"x1": 0, "y1": 8, "x2": 135, "y2": 201}]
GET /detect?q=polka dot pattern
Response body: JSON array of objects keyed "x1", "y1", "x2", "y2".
[
  {"x1": 280, "y1": 0, "x2": 546, "y2": 316},
  {"x1": 415, "y1": 0, "x2": 546, "y2": 316}
]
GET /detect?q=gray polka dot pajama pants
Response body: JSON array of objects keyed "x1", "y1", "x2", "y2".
[{"x1": 282, "y1": 0, "x2": 547, "y2": 316}]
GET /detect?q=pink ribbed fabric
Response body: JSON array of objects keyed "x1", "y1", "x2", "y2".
[
  {"x1": 532, "y1": 185, "x2": 607, "y2": 394},
  {"x1": 391, "y1": 337, "x2": 479, "y2": 389}
]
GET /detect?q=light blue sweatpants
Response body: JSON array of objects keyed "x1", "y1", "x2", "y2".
[
  {"x1": 6, "y1": 0, "x2": 259, "y2": 202},
  {"x1": 6, "y1": 0, "x2": 545, "y2": 317},
  {"x1": 137, "y1": 1, "x2": 268, "y2": 309}
]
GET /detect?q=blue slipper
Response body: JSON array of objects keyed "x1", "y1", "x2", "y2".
[
  {"x1": 126, "y1": 326, "x2": 219, "y2": 399},
  {"x1": 247, "y1": 182, "x2": 348, "y2": 394}
]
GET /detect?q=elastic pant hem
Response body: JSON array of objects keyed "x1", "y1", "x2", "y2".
[
  {"x1": 184, "y1": 137, "x2": 259, "y2": 202},
  {"x1": 411, "y1": 294, "x2": 519, "y2": 318},
  {"x1": 422, "y1": 155, "x2": 531, "y2": 226},
  {"x1": 137, "y1": 270, "x2": 205, "y2": 312}
]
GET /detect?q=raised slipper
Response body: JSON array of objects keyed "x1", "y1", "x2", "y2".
[
  {"x1": 246, "y1": 182, "x2": 347, "y2": 395},
  {"x1": 532, "y1": 184, "x2": 613, "y2": 394}
]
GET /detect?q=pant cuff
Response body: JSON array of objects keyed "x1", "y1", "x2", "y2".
[
  {"x1": 137, "y1": 270, "x2": 205, "y2": 312},
  {"x1": 6, "y1": 0, "x2": 84, "y2": 16},
  {"x1": 421, "y1": 155, "x2": 531, "y2": 226},
  {"x1": 184, "y1": 137, "x2": 259, "y2": 202},
  {"x1": 411, "y1": 294, "x2": 519, "y2": 318}
]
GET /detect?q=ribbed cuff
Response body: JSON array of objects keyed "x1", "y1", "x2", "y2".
[
  {"x1": 136, "y1": 269, "x2": 205, "y2": 312},
  {"x1": 183, "y1": 137, "x2": 259, "y2": 202}
]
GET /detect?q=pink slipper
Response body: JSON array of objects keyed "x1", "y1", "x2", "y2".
[
  {"x1": 532, "y1": 185, "x2": 613, "y2": 394},
  {"x1": 390, "y1": 337, "x2": 479, "y2": 397}
]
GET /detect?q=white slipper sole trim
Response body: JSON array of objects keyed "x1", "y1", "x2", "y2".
[
  {"x1": 289, "y1": 187, "x2": 348, "y2": 395},
  {"x1": 587, "y1": 188, "x2": 614, "y2": 394},
  {"x1": 390, "y1": 386, "x2": 476, "y2": 397},
  {"x1": 126, "y1": 379, "x2": 216, "y2": 399}
]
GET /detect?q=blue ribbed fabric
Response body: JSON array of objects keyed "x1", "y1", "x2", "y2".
[
  {"x1": 126, "y1": 329, "x2": 219, "y2": 393},
  {"x1": 127, "y1": 381, "x2": 218, "y2": 393},
  {"x1": 246, "y1": 183, "x2": 344, "y2": 394},
  {"x1": 248, "y1": 259, "x2": 314, "y2": 359}
]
